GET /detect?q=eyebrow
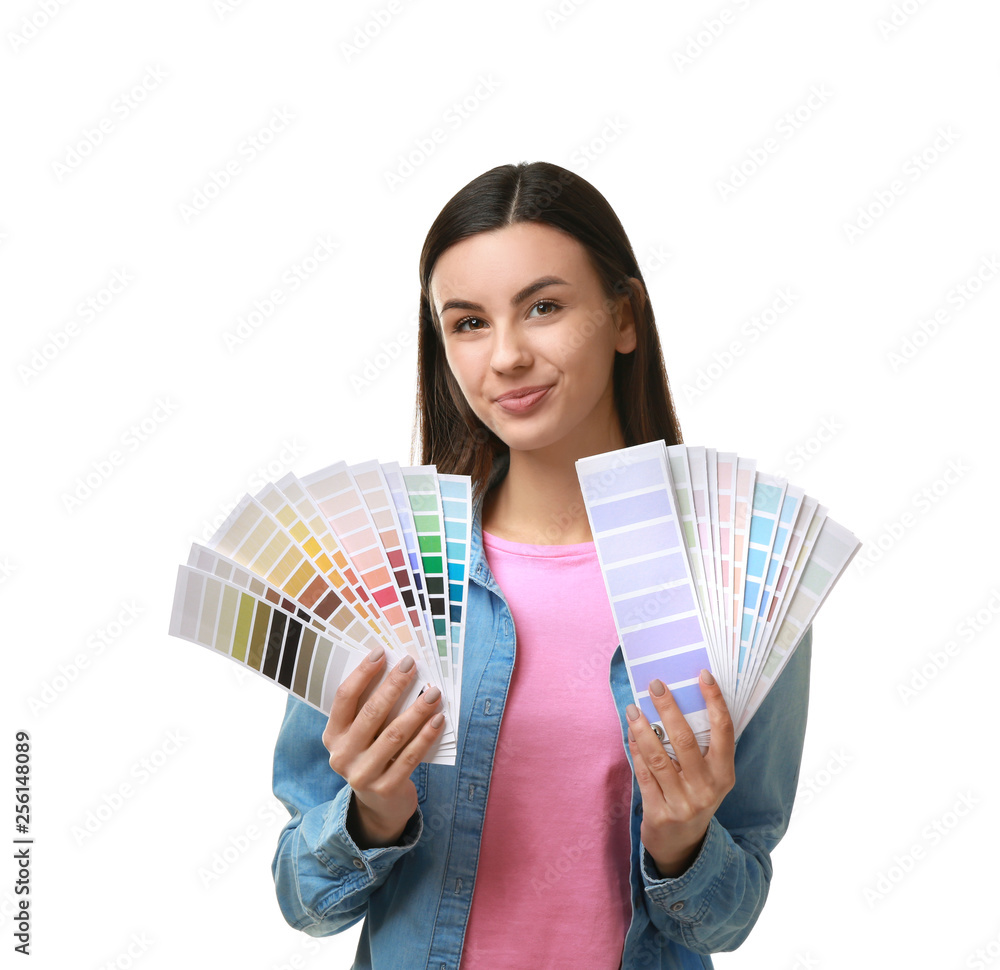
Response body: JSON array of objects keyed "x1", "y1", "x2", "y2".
[{"x1": 437, "y1": 276, "x2": 570, "y2": 317}]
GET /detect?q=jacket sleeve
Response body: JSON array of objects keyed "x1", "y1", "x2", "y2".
[
  {"x1": 270, "y1": 693, "x2": 423, "y2": 936},
  {"x1": 638, "y1": 625, "x2": 812, "y2": 953}
]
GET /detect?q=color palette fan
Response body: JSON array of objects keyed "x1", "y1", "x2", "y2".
[
  {"x1": 576, "y1": 442, "x2": 861, "y2": 755},
  {"x1": 167, "y1": 460, "x2": 472, "y2": 766}
]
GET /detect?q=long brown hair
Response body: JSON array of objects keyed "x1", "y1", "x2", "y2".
[{"x1": 412, "y1": 161, "x2": 683, "y2": 506}]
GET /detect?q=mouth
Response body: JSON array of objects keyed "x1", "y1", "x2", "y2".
[{"x1": 493, "y1": 385, "x2": 552, "y2": 413}]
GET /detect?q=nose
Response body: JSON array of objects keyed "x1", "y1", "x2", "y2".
[{"x1": 489, "y1": 319, "x2": 532, "y2": 373}]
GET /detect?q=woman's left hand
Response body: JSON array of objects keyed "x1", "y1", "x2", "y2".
[{"x1": 626, "y1": 668, "x2": 736, "y2": 879}]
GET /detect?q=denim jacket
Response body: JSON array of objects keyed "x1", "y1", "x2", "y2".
[{"x1": 271, "y1": 467, "x2": 812, "y2": 969}]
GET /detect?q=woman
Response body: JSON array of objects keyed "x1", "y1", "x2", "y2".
[{"x1": 271, "y1": 161, "x2": 812, "y2": 969}]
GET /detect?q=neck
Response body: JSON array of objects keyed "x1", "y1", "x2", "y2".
[{"x1": 482, "y1": 420, "x2": 627, "y2": 546}]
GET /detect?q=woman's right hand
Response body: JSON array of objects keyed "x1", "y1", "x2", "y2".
[{"x1": 322, "y1": 645, "x2": 445, "y2": 849}]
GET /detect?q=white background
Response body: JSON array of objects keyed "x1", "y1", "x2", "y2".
[{"x1": 3, "y1": 1, "x2": 999, "y2": 967}]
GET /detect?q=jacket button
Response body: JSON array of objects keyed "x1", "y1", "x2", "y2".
[
  {"x1": 352, "y1": 858, "x2": 365, "y2": 870},
  {"x1": 670, "y1": 901, "x2": 685, "y2": 912}
]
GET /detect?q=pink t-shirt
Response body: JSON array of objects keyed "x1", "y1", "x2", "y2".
[{"x1": 460, "y1": 530, "x2": 634, "y2": 970}]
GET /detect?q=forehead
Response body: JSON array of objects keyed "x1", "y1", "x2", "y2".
[{"x1": 429, "y1": 222, "x2": 593, "y2": 310}]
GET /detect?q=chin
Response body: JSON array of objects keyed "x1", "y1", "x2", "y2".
[{"x1": 499, "y1": 427, "x2": 568, "y2": 454}]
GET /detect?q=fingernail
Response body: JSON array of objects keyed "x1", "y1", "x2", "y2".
[
  {"x1": 626, "y1": 703, "x2": 640, "y2": 721},
  {"x1": 430, "y1": 713, "x2": 444, "y2": 728},
  {"x1": 422, "y1": 686, "x2": 441, "y2": 705},
  {"x1": 398, "y1": 655, "x2": 415, "y2": 672},
  {"x1": 701, "y1": 668, "x2": 715, "y2": 686},
  {"x1": 649, "y1": 679, "x2": 665, "y2": 697},
  {"x1": 627, "y1": 727, "x2": 635, "y2": 743},
  {"x1": 367, "y1": 646, "x2": 384, "y2": 663}
]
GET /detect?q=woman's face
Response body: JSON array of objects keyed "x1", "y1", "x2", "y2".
[{"x1": 430, "y1": 222, "x2": 637, "y2": 458}]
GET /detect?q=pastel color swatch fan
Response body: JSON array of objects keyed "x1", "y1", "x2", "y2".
[{"x1": 575, "y1": 442, "x2": 861, "y2": 754}]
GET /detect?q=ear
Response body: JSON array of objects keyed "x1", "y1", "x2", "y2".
[{"x1": 614, "y1": 277, "x2": 642, "y2": 354}]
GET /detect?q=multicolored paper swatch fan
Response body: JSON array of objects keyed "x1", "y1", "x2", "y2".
[
  {"x1": 168, "y1": 460, "x2": 472, "y2": 766},
  {"x1": 575, "y1": 442, "x2": 861, "y2": 755}
]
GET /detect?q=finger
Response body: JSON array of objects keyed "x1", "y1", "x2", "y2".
[
  {"x1": 626, "y1": 702, "x2": 684, "y2": 799},
  {"x1": 345, "y1": 654, "x2": 422, "y2": 749},
  {"x1": 698, "y1": 669, "x2": 736, "y2": 774},
  {"x1": 626, "y1": 721, "x2": 678, "y2": 811},
  {"x1": 379, "y1": 708, "x2": 447, "y2": 789},
  {"x1": 324, "y1": 645, "x2": 388, "y2": 738},
  {"x1": 645, "y1": 679, "x2": 706, "y2": 780},
  {"x1": 366, "y1": 685, "x2": 444, "y2": 769}
]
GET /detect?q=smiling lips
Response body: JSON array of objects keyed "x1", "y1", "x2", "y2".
[{"x1": 493, "y1": 385, "x2": 552, "y2": 413}]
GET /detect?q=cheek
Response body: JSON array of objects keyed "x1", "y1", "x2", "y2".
[
  {"x1": 442, "y1": 347, "x2": 473, "y2": 396},
  {"x1": 559, "y1": 336, "x2": 615, "y2": 390},
  {"x1": 549, "y1": 315, "x2": 616, "y2": 365},
  {"x1": 442, "y1": 348, "x2": 490, "y2": 418}
]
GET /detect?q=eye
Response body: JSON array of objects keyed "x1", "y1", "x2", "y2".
[
  {"x1": 451, "y1": 315, "x2": 486, "y2": 334},
  {"x1": 528, "y1": 299, "x2": 561, "y2": 318}
]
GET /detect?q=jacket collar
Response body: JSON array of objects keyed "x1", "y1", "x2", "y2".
[{"x1": 468, "y1": 450, "x2": 508, "y2": 598}]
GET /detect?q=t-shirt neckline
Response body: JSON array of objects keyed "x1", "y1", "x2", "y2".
[{"x1": 481, "y1": 528, "x2": 596, "y2": 558}]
